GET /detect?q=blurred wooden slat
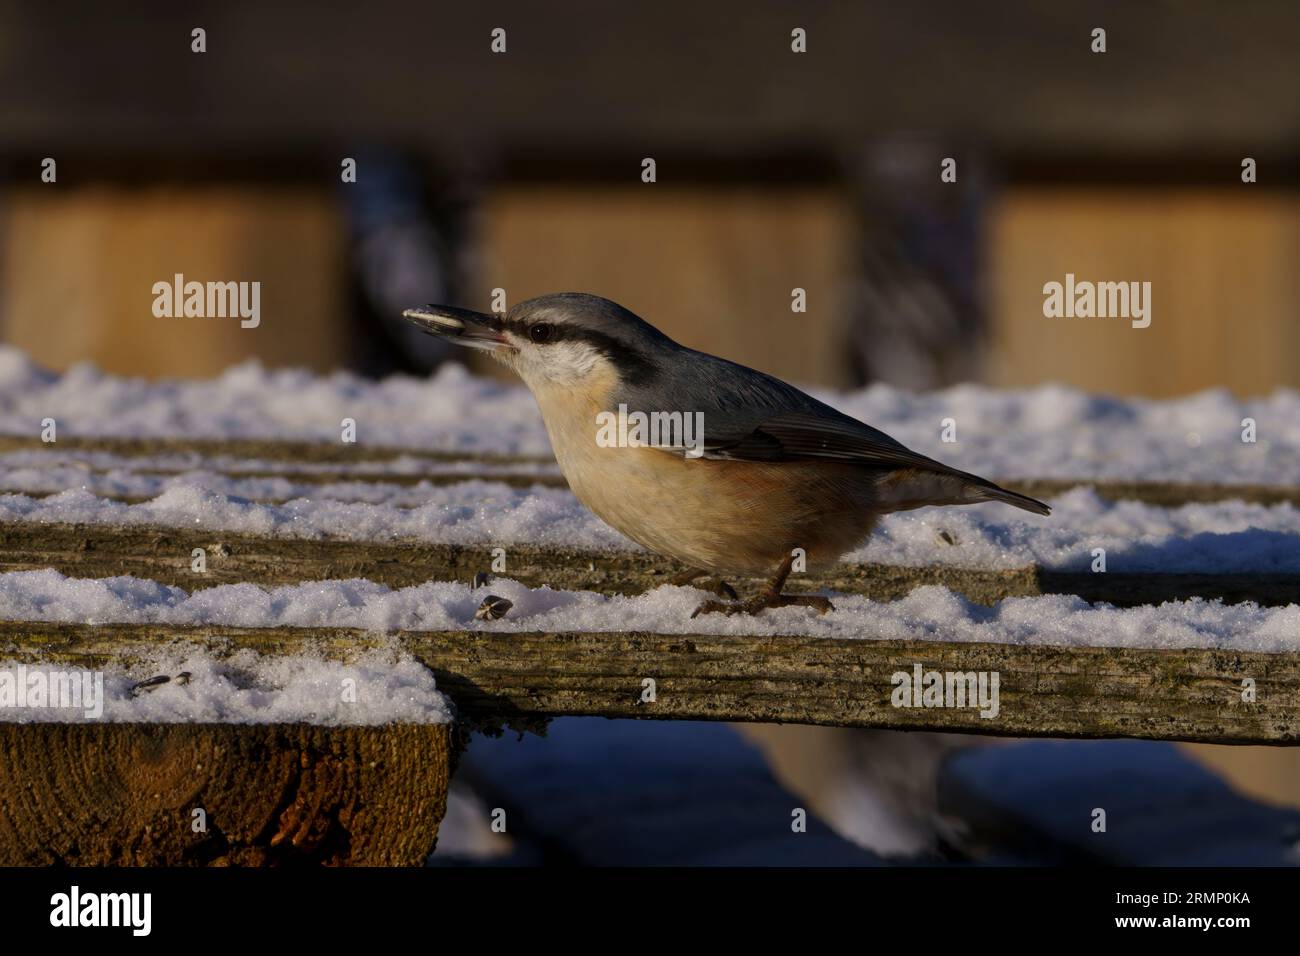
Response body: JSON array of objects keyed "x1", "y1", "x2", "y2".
[
  {"x1": 989, "y1": 190, "x2": 1300, "y2": 397},
  {"x1": 941, "y1": 740, "x2": 1300, "y2": 865},
  {"x1": 1180, "y1": 743, "x2": 1300, "y2": 814},
  {"x1": 0, "y1": 186, "x2": 349, "y2": 377},
  {"x1": 3, "y1": 3, "x2": 1298, "y2": 156},
  {"x1": 477, "y1": 185, "x2": 856, "y2": 387}
]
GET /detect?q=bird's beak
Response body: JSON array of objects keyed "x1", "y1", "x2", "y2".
[{"x1": 402, "y1": 305, "x2": 512, "y2": 352}]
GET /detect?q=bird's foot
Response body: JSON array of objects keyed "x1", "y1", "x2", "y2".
[
  {"x1": 690, "y1": 591, "x2": 834, "y2": 618},
  {"x1": 669, "y1": 568, "x2": 738, "y2": 600}
]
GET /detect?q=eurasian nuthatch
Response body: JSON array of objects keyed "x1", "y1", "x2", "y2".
[{"x1": 405, "y1": 293, "x2": 1050, "y2": 616}]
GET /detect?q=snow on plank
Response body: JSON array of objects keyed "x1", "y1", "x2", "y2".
[
  {"x1": 0, "y1": 522, "x2": 1294, "y2": 607},
  {"x1": 3, "y1": 346, "x2": 1300, "y2": 506},
  {"x1": 0, "y1": 439, "x2": 1296, "y2": 507},
  {"x1": 0, "y1": 484, "x2": 1298, "y2": 605},
  {"x1": 0, "y1": 454, "x2": 566, "y2": 505},
  {"x1": 3, "y1": 348, "x2": 1298, "y2": 489}
]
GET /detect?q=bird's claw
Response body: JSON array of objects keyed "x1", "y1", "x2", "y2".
[
  {"x1": 669, "y1": 568, "x2": 738, "y2": 600},
  {"x1": 707, "y1": 578, "x2": 739, "y2": 600}
]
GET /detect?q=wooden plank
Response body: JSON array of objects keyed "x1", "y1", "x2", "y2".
[
  {"x1": 2, "y1": 188, "x2": 350, "y2": 379},
  {"x1": 11, "y1": 472, "x2": 1300, "y2": 507},
  {"x1": 0, "y1": 521, "x2": 1292, "y2": 607},
  {"x1": 990, "y1": 190, "x2": 1300, "y2": 399},
  {"x1": 1011, "y1": 478, "x2": 1300, "y2": 508},
  {"x1": 3, "y1": 621, "x2": 1296, "y2": 744},
  {"x1": 0, "y1": 721, "x2": 455, "y2": 866},
  {"x1": 483, "y1": 186, "x2": 857, "y2": 387},
  {"x1": 0, "y1": 434, "x2": 543, "y2": 466},
  {"x1": 7, "y1": 3, "x2": 1298, "y2": 156},
  {"x1": 17, "y1": 467, "x2": 567, "y2": 505}
]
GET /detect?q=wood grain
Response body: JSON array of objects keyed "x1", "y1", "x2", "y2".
[
  {"x1": 0, "y1": 721, "x2": 455, "y2": 866},
  {"x1": 2, "y1": 620, "x2": 1294, "y2": 744}
]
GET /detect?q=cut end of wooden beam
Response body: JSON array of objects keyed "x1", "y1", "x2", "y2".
[{"x1": 0, "y1": 721, "x2": 457, "y2": 866}]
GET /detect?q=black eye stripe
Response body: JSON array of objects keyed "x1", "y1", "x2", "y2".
[{"x1": 502, "y1": 317, "x2": 659, "y2": 385}]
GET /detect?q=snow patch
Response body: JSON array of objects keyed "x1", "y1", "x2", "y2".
[
  {"x1": 0, "y1": 643, "x2": 452, "y2": 725},
  {"x1": 2, "y1": 482, "x2": 1300, "y2": 572},
  {"x1": 0, "y1": 569, "x2": 1294, "y2": 652},
  {"x1": 2, "y1": 347, "x2": 1298, "y2": 484}
]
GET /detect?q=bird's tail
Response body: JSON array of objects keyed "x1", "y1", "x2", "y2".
[{"x1": 967, "y1": 480, "x2": 1052, "y2": 516}]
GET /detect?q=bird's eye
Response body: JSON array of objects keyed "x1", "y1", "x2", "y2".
[{"x1": 528, "y1": 322, "x2": 553, "y2": 344}]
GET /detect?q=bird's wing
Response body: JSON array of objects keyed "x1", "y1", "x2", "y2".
[
  {"x1": 622, "y1": 352, "x2": 1049, "y2": 514},
  {"x1": 623, "y1": 352, "x2": 971, "y2": 477},
  {"x1": 692, "y1": 406, "x2": 1054, "y2": 515},
  {"x1": 697, "y1": 408, "x2": 970, "y2": 477},
  {"x1": 618, "y1": 348, "x2": 1055, "y2": 512}
]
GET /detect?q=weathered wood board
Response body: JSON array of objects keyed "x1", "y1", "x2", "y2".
[
  {"x1": 2, "y1": 621, "x2": 1294, "y2": 744},
  {"x1": 0, "y1": 522, "x2": 1293, "y2": 608}
]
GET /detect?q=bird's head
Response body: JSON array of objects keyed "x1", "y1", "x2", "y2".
[{"x1": 403, "y1": 293, "x2": 672, "y2": 393}]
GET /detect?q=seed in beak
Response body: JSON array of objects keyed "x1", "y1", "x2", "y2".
[{"x1": 402, "y1": 308, "x2": 466, "y2": 334}]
